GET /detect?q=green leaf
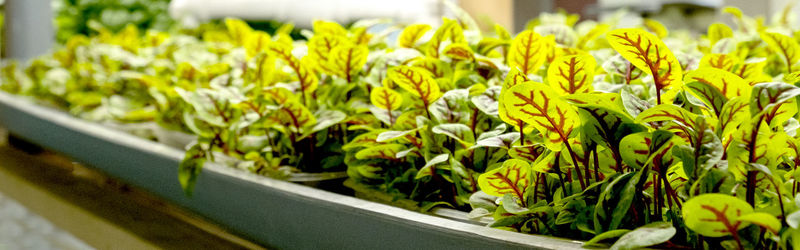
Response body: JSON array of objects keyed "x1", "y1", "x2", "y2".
[
  {"x1": 475, "y1": 124, "x2": 507, "y2": 140},
  {"x1": 699, "y1": 53, "x2": 739, "y2": 72},
  {"x1": 575, "y1": 101, "x2": 646, "y2": 159},
  {"x1": 175, "y1": 88, "x2": 227, "y2": 127},
  {"x1": 473, "y1": 132, "x2": 519, "y2": 149},
  {"x1": 471, "y1": 86, "x2": 501, "y2": 117},
  {"x1": 370, "y1": 86, "x2": 404, "y2": 111},
  {"x1": 649, "y1": 130, "x2": 677, "y2": 156},
  {"x1": 620, "y1": 87, "x2": 652, "y2": 118},
  {"x1": 684, "y1": 81, "x2": 727, "y2": 117},
  {"x1": 268, "y1": 42, "x2": 318, "y2": 97},
  {"x1": 269, "y1": 100, "x2": 317, "y2": 133},
  {"x1": 508, "y1": 30, "x2": 546, "y2": 75},
  {"x1": 423, "y1": 18, "x2": 465, "y2": 58},
  {"x1": 503, "y1": 82, "x2": 580, "y2": 151},
  {"x1": 707, "y1": 22, "x2": 733, "y2": 45},
  {"x1": 416, "y1": 154, "x2": 450, "y2": 179},
  {"x1": 387, "y1": 66, "x2": 442, "y2": 105},
  {"x1": 636, "y1": 104, "x2": 699, "y2": 131},
  {"x1": 684, "y1": 67, "x2": 750, "y2": 100},
  {"x1": 307, "y1": 34, "x2": 345, "y2": 73},
  {"x1": 468, "y1": 208, "x2": 492, "y2": 220},
  {"x1": 469, "y1": 191, "x2": 498, "y2": 211},
  {"x1": 490, "y1": 212, "x2": 530, "y2": 228},
  {"x1": 179, "y1": 143, "x2": 206, "y2": 196},
  {"x1": 503, "y1": 67, "x2": 529, "y2": 91},
  {"x1": 602, "y1": 54, "x2": 642, "y2": 79},
  {"x1": 717, "y1": 96, "x2": 749, "y2": 141},
  {"x1": 555, "y1": 210, "x2": 577, "y2": 225},
  {"x1": 760, "y1": 32, "x2": 800, "y2": 72},
  {"x1": 509, "y1": 144, "x2": 546, "y2": 162},
  {"x1": 643, "y1": 18, "x2": 668, "y2": 38},
  {"x1": 610, "y1": 222, "x2": 676, "y2": 250},
  {"x1": 787, "y1": 210, "x2": 800, "y2": 229},
  {"x1": 547, "y1": 54, "x2": 596, "y2": 95},
  {"x1": 397, "y1": 24, "x2": 432, "y2": 48},
  {"x1": 608, "y1": 169, "x2": 646, "y2": 230},
  {"x1": 355, "y1": 144, "x2": 406, "y2": 160},
  {"x1": 376, "y1": 129, "x2": 420, "y2": 143},
  {"x1": 432, "y1": 123, "x2": 475, "y2": 146},
  {"x1": 501, "y1": 193, "x2": 530, "y2": 214},
  {"x1": 429, "y1": 89, "x2": 470, "y2": 123},
  {"x1": 737, "y1": 212, "x2": 781, "y2": 234},
  {"x1": 594, "y1": 170, "x2": 644, "y2": 232},
  {"x1": 619, "y1": 132, "x2": 651, "y2": 169},
  {"x1": 443, "y1": 43, "x2": 474, "y2": 61},
  {"x1": 683, "y1": 193, "x2": 753, "y2": 237},
  {"x1": 369, "y1": 106, "x2": 402, "y2": 126},
  {"x1": 750, "y1": 82, "x2": 800, "y2": 119},
  {"x1": 306, "y1": 109, "x2": 346, "y2": 135},
  {"x1": 783, "y1": 228, "x2": 800, "y2": 250},
  {"x1": 675, "y1": 118, "x2": 723, "y2": 177},
  {"x1": 329, "y1": 44, "x2": 368, "y2": 80},
  {"x1": 343, "y1": 130, "x2": 386, "y2": 151},
  {"x1": 478, "y1": 159, "x2": 531, "y2": 200},
  {"x1": 395, "y1": 148, "x2": 417, "y2": 158},
  {"x1": 412, "y1": 57, "x2": 452, "y2": 79},
  {"x1": 532, "y1": 151, "x2": 558, "y2": 173},
  {"x1": 584, "y1": 229, "x2": 631, "y2": 247},
  {"x1": 728, "y1": 121, "x2": 791, "y2": 175},
  {"x1": 607, "y1": 28, "x2": 683, "y2": 103},
  {"x1": 576, "y1": 23, "x2": 609, "y2": 49}
]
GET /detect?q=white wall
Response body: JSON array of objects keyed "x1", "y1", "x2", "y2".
[{"x1": 4, "y1": 0, "x2": 54, "y2": 61}]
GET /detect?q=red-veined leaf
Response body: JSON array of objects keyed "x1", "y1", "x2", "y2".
[
  {"x1": 268, "y1": 43, "x2": 319, "y2": 97},
  {"x1": 387, "y1": 66, "x2": 442, "y2": 106},
  {"x1": 398, "y1": 24, "x2": 432, "y2": 48},
  {"x1": 508, "y1": 30, "x2": 546, "y2": 75},
  {"x1": 503, "y1": 82, "x2": 580, "y2": 151},
  {"x1": 607, "y1": 28, "x2": 683, "y2": 104},
  {"x1": 547, "y1": 54, "x2": 596, "y2": 95},
  {"x1": 761, "y1": 32, "x2": 800, "y2": 72},
  {"x1": 478, "y1": 159, "x2": 531, "y2": 201}
]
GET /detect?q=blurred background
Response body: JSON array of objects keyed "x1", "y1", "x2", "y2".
[{"x1": 1, "y1": 0, "x2": 799, "y2": 62}]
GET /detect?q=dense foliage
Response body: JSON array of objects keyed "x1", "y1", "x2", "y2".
[
  {"x1": 7, "y1": 5, "x2": 800, "y2": 249},
  {"x1": 53, "y1": 0, "x2": 174, "y2": 43}
]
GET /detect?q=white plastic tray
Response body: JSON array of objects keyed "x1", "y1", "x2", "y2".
[{"x1": 0, "y1": 91, "x2": 583, "y2": 249}]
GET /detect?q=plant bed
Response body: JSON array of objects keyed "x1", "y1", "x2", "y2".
[
  {"x1": 0, "y1": 90, "x2": 584, "y2": 249},
  {"x1": 6, "y1": 4, "x2": 800, "y2": 249}
]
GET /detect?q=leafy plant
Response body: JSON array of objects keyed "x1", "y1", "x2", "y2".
[
  {"x1": 53, "y1": 0, "x2": 175, "y2": 43},
  {"x1": 7, "y1": 3, "x2": 800, "y2": 249},
  {"x1": 469, "y1": 5, "x2": 800, "y2": 249}
]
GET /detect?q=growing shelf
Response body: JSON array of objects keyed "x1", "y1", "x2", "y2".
[{"x1": 0, "y1": 91, "x2": 583, "y2": 249}]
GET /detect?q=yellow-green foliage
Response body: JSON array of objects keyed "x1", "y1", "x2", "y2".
[{"x1": 7, "y1": 5, "x2": 800, "y2": 249}]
